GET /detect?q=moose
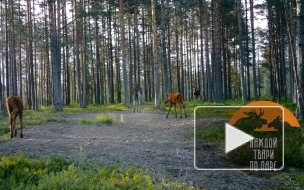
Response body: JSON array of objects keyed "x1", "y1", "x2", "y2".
[
  {"x1": 233, "y1": 108, "x2": 267, "y2": 133},
  {"x1": 165, "y1": 92, "x2": 187, "y2": 119},
  {"x1": 193, "y1": 86, "x2": 200, "y2": 100},
  {"x1": 132, "y1": 83, "x2": 142, "y2": 113},
  {"x1": 6, "y1": 96, "x2": 24, "y2": 139}
]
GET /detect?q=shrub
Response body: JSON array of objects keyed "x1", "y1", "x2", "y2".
[
  {"x1": 197, "y1": 126, "x2": 225, "y2": 141},
  {"x1": 0, "y1": 155, "x2": 195, "y2": 190},
  {"x1": 79, "y1": 119, "x2": 93, "y2": 125},
  {"x1": 96, "y1": 114, "x2": 115, "y2": 124}
]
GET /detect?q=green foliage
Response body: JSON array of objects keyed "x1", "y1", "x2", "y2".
[
  {"x1": 183, "y1": 130, "x2": 194, "y2": 139},
  {"x1": 0, "y1": 155, "x2": 195, "y2": 190},
  {"x1": 197, "y1": 125, "x2": 225, "y2": 141},
  {"x1": 96, "y1": 113, "x2": 115, "y2": 124},
  {"x1": 79, "y1": 119, "x2": 93, "y2": 125},
  {"x1": 184, "y1": 99, "x2": 243, "y2": 118},
  {"x1": 106, "y1": 104, "x2": 128, "y2": 111},
  {"x1": 0, "y1": 154, "x2": 70, "y2": 189},
  {"x1": 271, "y1": 168, "x2": 304, "y2": 189}
]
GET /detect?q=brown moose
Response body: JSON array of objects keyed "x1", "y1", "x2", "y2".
[{"x1": 6, "y1": 96, "x2": 24, "y2": 139}]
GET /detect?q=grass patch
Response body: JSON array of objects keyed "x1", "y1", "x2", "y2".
[
  {"x1": 0, "y1": 154, "x2": 195, "y2": 190},
  {"x1": 79, "y1": 119, "x2": 94, "y2": 125},
  {"x1": 184, "y1": 125, "x2": 225, "y2": 141},
  {"x1": 271, "y1": 168, "x2": 304, "y2": 189},
  {"x1": 183, "y1": 130, "x2": 194, "y2": 139},
  {"x1": 197, "y1": 125, "x2": 225, "y2": 141},
  {"x1": 96, "y1": 113, "x2": 115, "y2": 124}
]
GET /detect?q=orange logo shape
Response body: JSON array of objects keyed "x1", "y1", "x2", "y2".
[{"x1": 229, "y1": 101, "x2": 300, "y2": 132}]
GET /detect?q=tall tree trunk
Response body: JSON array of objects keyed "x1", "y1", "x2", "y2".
[
  {"x1": 245, "y1": 0, "x2": 250, "y2": 100},
  {"x1": 237, "y1": 0, "x2": 247, "y2": 104},
  {"x1": 296, "y1": 0, "x2": 304, "y2": 118},
  {"x1": 95, "y1": 18, "x2": 101, "y2": 105},
  {"x1": 120, "y1": 0, "x2": 129, "y2": 107},
  {"x1": 151, "y1": 0, "x2": 160, "y2": 108},
  {"x1": 161, "y1": 0, "x2": 169, "y2": 96},
  {"x1": 250, "y1": 0, "x2": 258, "y2": 101},
  {"x1": 9, "y1": 0, "x2": 17, "y2": 96},
  {"x1": 82, "y1": 0, "x2": 88, "y2": 107},
  {"x1": 175, "y1": 7, "x2": 180, "y2": 93},
  {"x1": 73, "y1": 0, "x2": 82, "y2": 107},
  {"x1": 134, "y1": 6, "x2": 141, "y2": 86},
  {"x1": 5, "y1": 0, "x2": 9, "y2": 97},
  {"x1": 108, "y1": 4, "x2": 114, "y2": 104},
  {"x1": 204, "y1": 0, "x2": 212, "y2": 102},
  {"x1": 49, "y1": 0, "x2": 63, "y2": 111},
  {"x1": 214, "y1": 0, "x2": 222, "y2": 102},
  {"x1": 63, "y1": 0, "x2": 70, "y2": 106}
]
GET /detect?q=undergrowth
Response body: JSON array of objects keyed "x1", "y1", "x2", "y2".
[
  {"x1": 96, "y1": 113, "x2": 115, "y2": 124},
  {"x1": 0, "y1": 154, "x2": 195, "y2": 190}
]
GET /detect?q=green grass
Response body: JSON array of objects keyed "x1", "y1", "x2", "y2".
[
  {"x1": 79, "y1": 119, "x2": 94, "y2": 125},
  {"x1": 0, "y1": 154, "x2": 195, "y2": 190},
  {"x1": 96, "y1": 113, "x2": 115, "y2": 124},
  {"x1": 184, "y1": 125, "x2": 225, "y2": 142},
  {"x1": 197, "y1": 126, "x2": 225, "y2": 141},
  {"x1": 271, "y1": 168, "x2": 304, "y2": 189}
]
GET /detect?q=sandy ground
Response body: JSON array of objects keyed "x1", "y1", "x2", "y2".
[{"x1": 0, "y1": 110, "x2": 285, "y2": 189}]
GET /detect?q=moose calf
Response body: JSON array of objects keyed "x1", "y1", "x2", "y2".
[
  {"x1": 193, "y1": 86, "x2": 200, "y2": 100},
  {"x1": 132, "y1": 83, "x2": 142, "y2": 113},
  {"x1": 6, "y1": 96, "x2": 24, "y2": 139},
  {"x1": 165, "y1": 93, "x2": 187, "y2": 119}
]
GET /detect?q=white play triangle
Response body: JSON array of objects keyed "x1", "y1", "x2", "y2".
[{"x1": 225, "y1": 123, "x2": 254, "y2": 153}]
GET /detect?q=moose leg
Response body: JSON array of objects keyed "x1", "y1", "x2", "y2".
[
  {"x1": 138, "y1": 95, "x2": 141, "y2": 113},
  {"x1": 166, "y1": 104, "x2": 172, "y2": 118},
  {"x1": 9, "y1": 114, "x2": 13, "y2": 139},
  {"x1": 133, "y1": 97, "x2": 136, "y2": 113},
  {"x1": 10, "y1": 111, "x2": 18, "y2": 138},
  {"x1": 178, "y1": 103, "x2": 182, "y2": 118},
  {"x1": 183, "y1": 104, "x2": 187, "y2": 118},
  {"x1": 19, "y1": 112, "x2": 23, "y2": 138},
  {"x1": 174, "y1": 104, "x2": 177, "y2": 118},
  {"x1": 12, "y1": 111, "x2": 18, "y2": 137}
]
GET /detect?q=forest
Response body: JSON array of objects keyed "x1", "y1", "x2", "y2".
[{"x1": 1, "y1": 0, "x2": 304, "y2": 117}]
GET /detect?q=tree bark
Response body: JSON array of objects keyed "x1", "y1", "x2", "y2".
[{"x1": 151, "y1": 0, "x2": 160, "y2": 108}]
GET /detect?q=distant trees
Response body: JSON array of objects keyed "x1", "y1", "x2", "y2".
[{"x1": 0, "y1": 0, "x2": 302, "y2": 116}]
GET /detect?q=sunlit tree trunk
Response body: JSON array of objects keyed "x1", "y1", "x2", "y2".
[
  {"x1": 237, "y1": 0, "x2": 247, "y2": 104},
  {"x1": 120, "y1": 0, "x2": 129, "y2": 107},
  {"x1": 151, "y1": 0, "x2": 160, "y2": 108},
  {"x1": 296, "y1": 0, "x2": 304, "y2": 118},
  {"x1": 214, "y1": 0, "x2": 222, "y2": 102},
  {"x1": 161, "y1": 0, "x2": 169, "y2": 96},
  {"x1": 250, "y1": 0, "x2": 258, "y2": 101},
  {"x1": 49, "y1": 0, "x2": 63, "y2": 111}
]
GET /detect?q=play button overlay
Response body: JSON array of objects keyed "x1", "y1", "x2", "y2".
[
  {"x1": 194, "y1": 103, "x2": 291, "y2": 171},
  {"x1": 225, "y1": 123, "x2": 254, "y2": 154}
]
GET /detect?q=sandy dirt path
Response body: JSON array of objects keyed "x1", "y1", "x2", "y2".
[{"x1": 0, "y1": 110, "x2": 284, "y2": 189}]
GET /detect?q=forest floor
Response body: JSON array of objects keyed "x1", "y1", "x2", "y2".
[{"x1": 0, "y1": 110, "x2": 286, "y2": 189}]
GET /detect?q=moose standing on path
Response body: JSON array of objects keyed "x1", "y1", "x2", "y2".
[
  {"x1": 6, "y1": 96, "x2": 24, "y2": 139},
  {"x1": 132, "y1": 83, "x2": 142, "y2": 113},
  {"x1": 165, "y1": 93, "x2": 187, "y2": 119},
  {"x1": 193, "y1": 86, "x2": 200, "y2": 100}
]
